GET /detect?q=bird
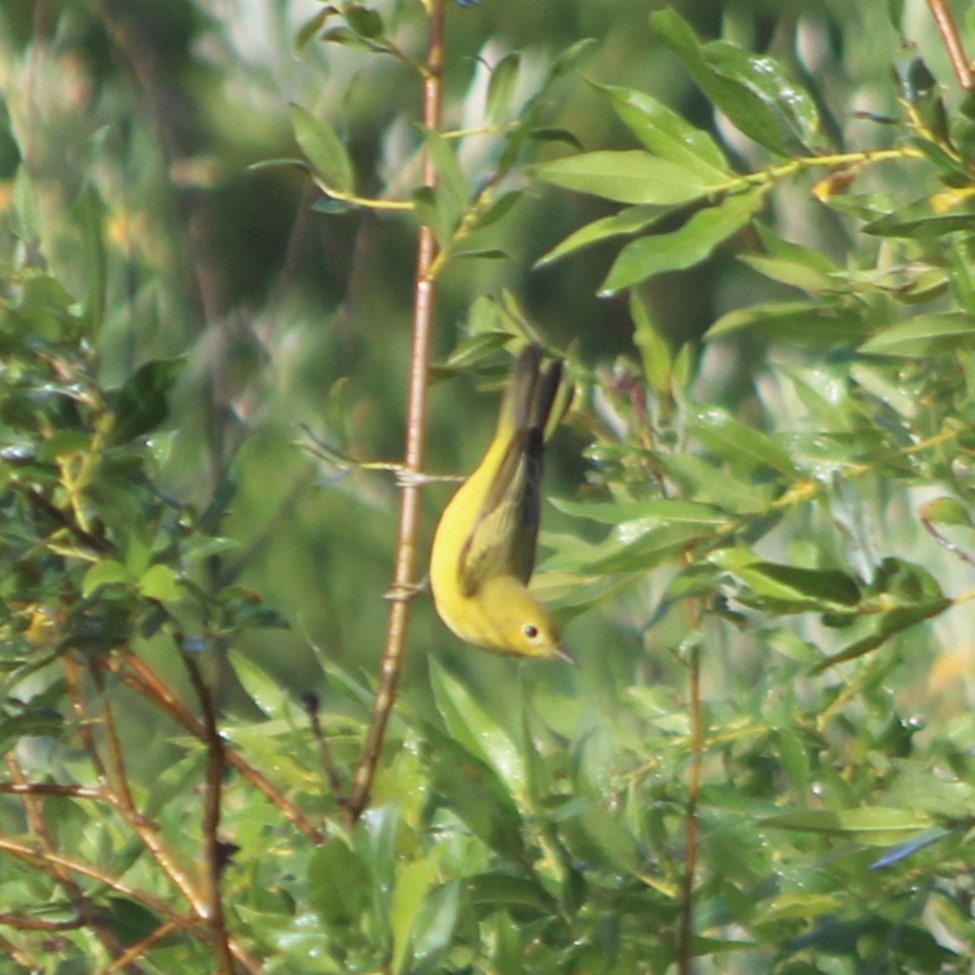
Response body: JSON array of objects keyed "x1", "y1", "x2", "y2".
[{"x1": 429, "y1": 343, "x2": 576, "y2": 663}]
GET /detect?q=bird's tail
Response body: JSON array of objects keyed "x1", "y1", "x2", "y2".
[{"x1": 500, "y1": 344, "x2": 571, "y2": 443}]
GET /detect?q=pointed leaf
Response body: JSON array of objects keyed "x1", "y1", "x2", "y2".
[
  {"x1": 289, "y1": 103, "x2": 354, "y2": 194},
  {"x1": 651, "y1": 9, "x2": 820, "y2": 155},
  {"x1": 600, "y1": 187, "x2": 765, "y2": 294},
  {"x1": 109, "y1": 357, "x2": 187, "y2": 444},
  {"x1": 429, "y1": 660, "x2": 526, "y2": 793},
  {"x1": 593, "y1": 83, "x2": 729, "y2": 176},
  {"x1": 533, "y1": 150, "x2": 726, "y2": 206},
  {"x1": 486, "y1": 52, "x2": 520, "y2": 124},
  {"x1": 687, "y1": 406, "x2": 798, "y2": 477},
  {"x1": 859, "y1": 313, "x2": 975, "y2": 356},
  {"x1": 707, "y1": 301, "x2": 868, "y2": 345},
  {"x1": 535, "y1": 205, "x2": 663, "y2": 267}
]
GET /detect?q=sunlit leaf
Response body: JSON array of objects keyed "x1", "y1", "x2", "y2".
[
  {"x1": 533, "y1": 150, "x2": 726, "y2": 206},
  {"x1": 289, "y1": 103, "x2": 354, "y2": 194},
  {"x1": 600, "y1": 187, "x2": 766, "y2": 294}
]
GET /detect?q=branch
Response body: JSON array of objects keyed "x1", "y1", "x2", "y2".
[
  {"x1": 180, "y1": 651, "x2": 234, "y2": 974},
  {"x1": 927, "y1": 0, "x2": 973, "y2": 90},
  {"x1": 347, "y1": 0, "x2": 447, "y2": 823}
]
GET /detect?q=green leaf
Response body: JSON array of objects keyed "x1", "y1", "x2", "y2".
[
  {"x1": 426, "y1": 736, "x2": 526, "y2": 858},
  {"x1": 863, "y1": 202, "x2": 975, "y2": 238},
  {"x1": 109, "y1": 357, "x2": 187, "y2": 445},
  {"x1": 533, "y1": 150, "x2": 726, "y2": 206},
  {"x1": 72, "y1": 183, "x2": 107, "y2": 333},
  {"x1": 412, "y1": 186, "x2": 459, "y2": 248},
  {"x1": 588, "y1": 521, "x2": 712, "y2": 574},
  {"x1": 559, "y1": 800, "x2": 642, "y2": 874},
  {"x1": 408, "y1": 881, "x2": 461, "y2": 975},
  {"x1": 102, "y1": 897, "x2": 165, "y2": 948},
  {"x1": 527, "y1": 127, "x2": 585, "y2": 151},
  {"x1": 859, "y1": 314, "x2": 975, "y2": 356},
  {"x1": 593, "y1": 83, "x2": 729, "y2": 177},
  {"x1": 534, "y1": 205, "x2": 663, "y2": 267},
  {"x1": 543, "y1": 37, "x2": 598, "y2": 87},
  {"x1": 631, "y1": 291, "x2": 672, "y2": 394},
  {"x1": 762, "y1": 807, "x2": 935, "y2": 845},
  {"x1": 308, "y1": 837, "x2": 368, "y2": 929},
  {"x1": 812, "y1": 600, "x2": 950, "y2": 672},
  {"x1": 294, "y1": 8, "x2": 331, "y2": 52},
  {"x1": 418, "y1": 127, "x2": 469, "y2": 211},
  {"x1": 710, "y1": 551, "x2": 862, "y2": 613},
  {"x1": 227, "y1": 649, "x2": 288, "y2": 718},
  {"x1": 600, "y1": 187, "x2": 766, "y2": 295},
  {"x1": 687, "y1": 407, "x2": 798, "y2": 477},
  {"x1": 655, "y1": 454, "x2": 776, "y2": 514},
  {"x1": 345, "y1": 5, "x2": 384, "y2": 39},
  {"x1": 471, "y1": 190, "x2": 523, "y2": 231},
  {"x1": 651, "y1": 8, "x2": 820, "y2": 156},
  {"x1": 918, "y1": 497, "x2": 973, "y2": 527},
  {"x1": 454, "y1": 248, "x2": 510, "y2": 261},
  {"x1": 0, "y1": 710, "x2": 65, "y2": 754},
  {"x1": 429, "y1": 660, "x2": 526, "y2": 793},
  {"x1": 289, "y1": 103, "x2": 354, "y2": 194},
  {"x1": 552, "y1": 497, "x2": 726, "y2": 529},
  {"x1": 138, "y1": 564, "x2": 181, "y2": 604},
  {"x1": 82, "y1": 560, "x2": 132, "y2": 597},
  {"x1": 11, "y1": 164, "x2": 41, "y2": 248},
  {"x1": 707, "y1": 301, "x2": 869, "y2": 345},
  {"x1": 391, "y1": 858, "x2": 437, "y2": 975},
  {"x1": 486, "y1": 52, "x2": 520, "y2": 124}
]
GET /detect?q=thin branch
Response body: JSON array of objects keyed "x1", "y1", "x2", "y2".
[
  {"x1": 0, "y1": 782, "x2": 103, "y2": 799},
  {"x1": 303, "y1": 692, "x2": 347, "y2": 809},
  {"x1": 921, "y1": 517, "x2": 975, "y2": 569},
  {"x1": 180, "y1": 651, "x2": 234, "y2": 974},
  {"x1": 927, "y1": 0, "x2": 973, "y2": 90},
  {"x1": 3, "y1": 754, "x2": 146, "y2": 975},
  {"x1": 347, "y1": 0, "x2": 446, "y2": 823},
  {"x1": 99, "y1": 920, "x2": 180, "y2": 975},
  {"x1": 84, "y1": 657, "x2": 211, "y2": 918}
]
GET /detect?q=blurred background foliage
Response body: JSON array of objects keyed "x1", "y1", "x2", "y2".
[{"x1": 5, "y1": 0, "x2": 975, "y2": 971}]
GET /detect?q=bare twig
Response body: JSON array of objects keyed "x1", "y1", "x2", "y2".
[
  {"x1": 302, "y1": 692, "x2": 347, "y2": 809},
  {"x1": 0, "y1": 782, "x2": 103, "y2": 799},
  {"x1": 921, "y1": 517, "x2": 975, "y2": 569},
  {"x1": 180, "y1": 652, "x2": 234, "y2": 975},
  {"x1": 4, "y1": 754, "x2": 145, "y2": 975},
  {"x1": 79, "y1": 657, "x2": 211, "y2": 918},
  {"x1": 347, "y1": 0, "x2": 447, "y2": 823},
  {"x1": 927, "y1": 0, "x2": 973, "y2": 90}
]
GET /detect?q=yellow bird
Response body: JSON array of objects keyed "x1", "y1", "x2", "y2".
[{"x1": 430, "y1": 344, "x2": 575, "y2": 664}]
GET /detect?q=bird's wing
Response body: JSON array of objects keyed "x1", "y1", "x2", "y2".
[{"x1": 457, "y1": 428, "x2": 542, "y2": 596}]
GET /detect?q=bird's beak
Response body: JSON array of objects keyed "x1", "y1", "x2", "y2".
[{"x1": 554, "y1": 645, "x2": 579, "y2": 667}]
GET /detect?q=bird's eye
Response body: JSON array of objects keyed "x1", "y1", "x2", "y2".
[{"x1": 523, "y1": 624, "x2": 539, "y2": 640}]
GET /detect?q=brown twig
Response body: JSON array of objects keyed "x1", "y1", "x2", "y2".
[
  {"x1": 3, "y1": 754, "x2": 145, "y2": 975},
  {"x1": 180, "y1": 651, "x2": 234, "y2": 974},
  {"x1": 921, "y1": 517, "x2": 975, "y2": 569},
  {"x1": 303, "y1": 692, "x2": 347, "y2": 809},
  {"x1": 347, "y1": 0, "x2": 446, "y2": 824},
  {"x1": 0, "y1": 782, "x2": 103, "y2": 799},
  {"x1": 927, "y1": 0, "x2": 973, "y2": 90},
  {"x1": 78, "y1": 655, "x2": 217, "y2": 921}
]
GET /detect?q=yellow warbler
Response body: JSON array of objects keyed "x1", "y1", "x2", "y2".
[{"x1": 430, "y1": 344, "x2": 575, "y2": 664}]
